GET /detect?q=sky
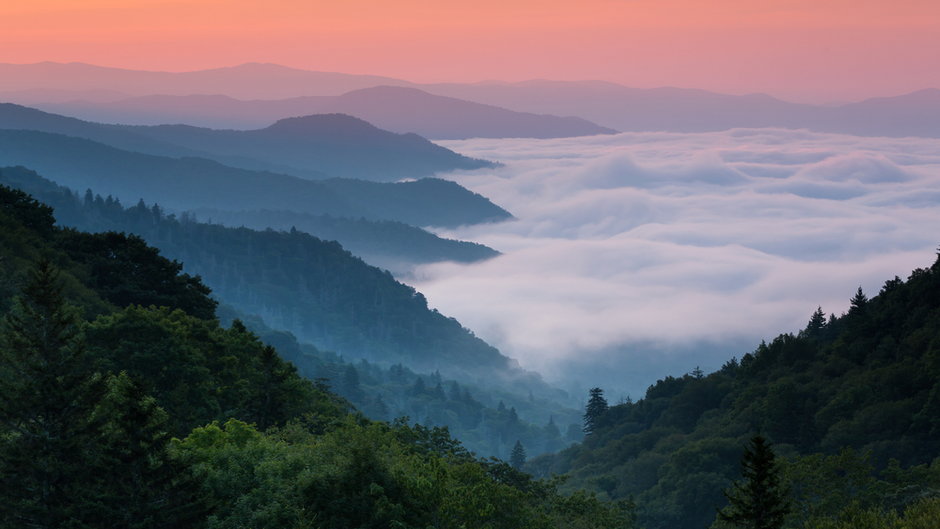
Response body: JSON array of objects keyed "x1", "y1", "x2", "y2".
[
  {"x1": 2, "y1": 1, "x2": 939, "y2": 103},
  {"x1": 413, "y1": 130, "x2": 940, "y2": 397}
]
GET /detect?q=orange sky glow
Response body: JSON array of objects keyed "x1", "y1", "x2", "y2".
[{"x1": 2, "y1": 0, "x2": 938, "y2": 102}]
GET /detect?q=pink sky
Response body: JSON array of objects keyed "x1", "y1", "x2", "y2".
[{"x1": 2, "y1": 0, "x2": 938, "y2": 103}]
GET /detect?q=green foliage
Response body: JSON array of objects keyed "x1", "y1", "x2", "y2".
[
  {"x1": 56, "y1": 229, "x2": 217, "y2": 320},
  {"x1": 800, "y1": 498, "x2": 940, "y2": 529},
  {"x1": 84, "y1": 305, "x2": 347, "y2": 436},
  {"x1": 175, "y1": 419, "x2": 634, "y2": 529}
]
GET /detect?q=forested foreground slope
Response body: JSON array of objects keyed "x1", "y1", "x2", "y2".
[
  {"x1": 0, "y1": 184, "x2": 633, "y2": 528},
  {"x1": 532, "y1": 253, "x2": 940, "y2": 528}
]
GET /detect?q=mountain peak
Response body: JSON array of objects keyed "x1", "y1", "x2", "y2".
[{"x1": 265, "y1": 113, "x2": 379, "y2": 135}]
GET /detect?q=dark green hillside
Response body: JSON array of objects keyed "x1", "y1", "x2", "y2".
[
  {"x1": 0, "y1": 166, "x2": 511, "y2": 378},
  {"x1": 0, "y1": 130, "x2": 511, "y2": 227},
  {"x1": 0, "y1": 184, "x2": 631, "y2": 528},
  {"x1": 533, "y1": 253, "x2": 940, "y2": 529}
]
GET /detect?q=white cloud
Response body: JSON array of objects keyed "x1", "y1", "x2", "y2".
[{"x1": 414, "y1": 129, "x2": 940, "y2": 396}]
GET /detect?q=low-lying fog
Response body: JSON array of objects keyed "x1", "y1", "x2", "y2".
[{"x1": 410, "y1": 129, "x2": 940, "y2": 399}]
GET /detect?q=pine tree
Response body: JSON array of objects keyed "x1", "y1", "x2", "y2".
[
  {"x1": 717, "y1": 435, "x2": 790, "y2": 529},
  {"x1": 0, "y1": 260, "x2": 101, "y2": 527},
  {"x1": 583, "y1": 387, "x2": 609, "y2": 434},
  {"x1": 509, "y1": 440, "x2": 527, "y2": 470}
]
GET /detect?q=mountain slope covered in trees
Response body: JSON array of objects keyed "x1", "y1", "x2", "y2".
[
  {"x1": 0, "y1": 166, "x2": 512, "y2": 377},
  {"x1": 532, "y1": 253, "x2": 940, "y2": 529},
  {"x1": 0, "y1": 182, "x2": 632, "y2": 528}
]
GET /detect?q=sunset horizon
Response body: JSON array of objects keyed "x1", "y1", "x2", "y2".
[{"x1": 3, "y1": 0, "x2": 939, "y2": 103}]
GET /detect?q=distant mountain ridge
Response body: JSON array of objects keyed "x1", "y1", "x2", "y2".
[
  {"x1": 4, "y1": 62, "x2": 936, "y2": 138},
  {"x1": 423, "y1": 81, "x2": 940, "y2": 137},
  {"x1": 0, "y1": 129, "x2": 511, "y2": 228},
  {"x1": 0, "y1": 103, "x2": 494, "y2": 181},
  {"x1": 32, "y1": 86, "x2": 617, "y2": 139}
]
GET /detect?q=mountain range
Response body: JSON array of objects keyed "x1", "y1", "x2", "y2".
[
  {"x1": 0, "y1": 103, "x2": 493, "y2": 181},
  {"x1": 35, "y1": 86, "x2": 617, "y2": 139},
  {"x1": 4, "y1": 62, "x2": 938, "y2": 138},
  {"x1": 0, "y1": 129, "x2": 509, "y2": 228}
]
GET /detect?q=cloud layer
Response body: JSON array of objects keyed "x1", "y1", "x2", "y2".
[{"x1": 411, "y1": 129, "x2": 940, "y2": 397}]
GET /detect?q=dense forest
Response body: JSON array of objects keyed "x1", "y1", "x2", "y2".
[
  {"x1": 0, "y1": 183, "x2": 632, "y2": 528},
  {"x1": 532, "y1": 252, "x2": 940, "y2": 528}
]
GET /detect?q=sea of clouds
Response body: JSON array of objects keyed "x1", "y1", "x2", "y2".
[{"x1": 413, "y1": 129, "x2": 940, "y2": 399}]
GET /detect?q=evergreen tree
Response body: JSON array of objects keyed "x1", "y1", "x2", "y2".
[
  {"x1": 510, "y1": 440, "x2": 527, "y2": 470},
  {"x1": 717, "y1": 435, "x2": 790, "y2": 529},
  {"x1": 801, "y1": 306, "x2": 827, "y2": 340},
  {"x1": 0, "y1": 260, "x2": 101, "y2": 527},
  {"x1": 583, "y1": 387, "x2": 609, "y2": 434},
  {"x1": 849, "y1": 287, "x2": 868, "y2": 311},
  {"x1": 87, "y1": 372, "x2": 205, "y2": 529}
]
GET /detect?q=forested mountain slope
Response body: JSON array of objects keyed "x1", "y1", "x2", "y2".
[
  {"x1": 3, "y1": 166, "x2": 579, "y2": 460},
  {"x1": 218, "y1": 307, "x2": 583, "y2": 460},
  {"x1": 533, "y1": 253, "x2": 940, "y2": 529},
  {"x1": 0, "y1": 182, "x2": 632, "y2": 528},
  {"x1": 0, "y1": 166, "x2": 512, "y2": 378}
]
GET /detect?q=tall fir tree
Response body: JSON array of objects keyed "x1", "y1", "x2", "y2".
[
  {"x1": 583, "y1": 387, "x2": 609, "y2": 434},
  {"x1": 0, "y1": 260, "x2": 101, "y2": 528},
  {"x1": 717, "y1": 435, "x2": 791, "y2": 529}
]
